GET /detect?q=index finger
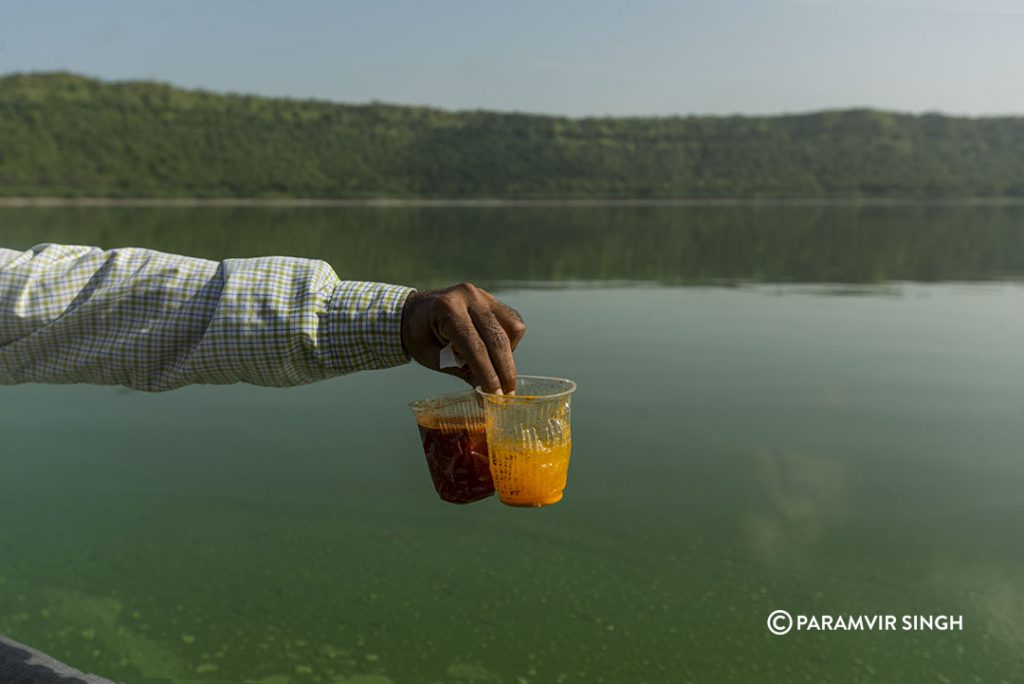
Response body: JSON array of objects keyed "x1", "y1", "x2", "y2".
[
  {"x1": 442, "y1": 311, "x2": 503, "y2": 394},
  {"x1": 470, "y1": 309, "x2": 517, "y2": 394}
]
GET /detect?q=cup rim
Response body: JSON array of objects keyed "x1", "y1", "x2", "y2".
[
  {"x1": 408, "y1": 388, "x2": 481, "y2": 414},
  {"x1": 475, "y1": 375, "x2": 577, "y2": 401}
]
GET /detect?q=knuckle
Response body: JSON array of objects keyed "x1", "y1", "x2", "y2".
[
  {"x1": 454, "y1": 326, "x2": 486, "y2": 354},
  {"x1": 488, "y1": 325, "x2": 510, "y2": 347},
  {"x1": 434, "y1": 294, "x2": 459, "y2": 315}
]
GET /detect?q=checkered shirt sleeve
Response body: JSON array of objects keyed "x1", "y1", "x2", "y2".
[{"x1": 0, "y1": 244, "x2": 413, "y2": 391}]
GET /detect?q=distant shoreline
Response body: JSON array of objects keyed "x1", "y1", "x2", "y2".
[
  {"x1": 3, "y1": 197, "x2": 1024, "y2": 208},
  {"x1": 8, "y1": 75, "x2": 1024, "y2": 205}
]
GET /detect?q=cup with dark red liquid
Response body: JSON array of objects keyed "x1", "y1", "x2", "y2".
[{"x1": 409, "y1": 390, "x2": 495, "y2": 504}]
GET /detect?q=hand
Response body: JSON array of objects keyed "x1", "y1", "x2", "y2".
[{"x1": 401, "y1": 283, "x2": 526, "y2": 394}]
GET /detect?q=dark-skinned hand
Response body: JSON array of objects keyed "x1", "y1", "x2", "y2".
[{"x1": 401, "y1": 283, "x2": 526, "y2": 394}]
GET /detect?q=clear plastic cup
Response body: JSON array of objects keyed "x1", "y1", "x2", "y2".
[
  {"x1": 409, "y1": 390, "x2": 495, "y2": 505},
  {"x1": 476, "y1": 376, "x2": 577, "y2": 507}
]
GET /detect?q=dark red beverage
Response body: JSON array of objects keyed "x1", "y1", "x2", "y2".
[{"x1": 416, "y1": 419, "x2": 494, "y2": 504}]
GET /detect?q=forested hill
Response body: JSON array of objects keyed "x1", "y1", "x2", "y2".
[{"x1": 2, "y1": 72, "x2": 1024, "y2": 199}]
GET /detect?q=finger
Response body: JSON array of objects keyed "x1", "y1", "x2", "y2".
[
  {"x1": 491, "y1": 302, "x2": 527, "y2": 351},
  {"x1": 443, "y1": 310, "x2": 502, "y2": 394},
  {"x1": 470, "y1": 309, "x2": 517, "y2": 394}
]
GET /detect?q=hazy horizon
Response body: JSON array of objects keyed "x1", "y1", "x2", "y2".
[{"x1": 2, "y1": 0, "x2": 1023, "y2": 118}]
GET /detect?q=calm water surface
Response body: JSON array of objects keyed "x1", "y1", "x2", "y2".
[{"x1": 1, "y1": 206, "x2": 1023, "y2": 683}]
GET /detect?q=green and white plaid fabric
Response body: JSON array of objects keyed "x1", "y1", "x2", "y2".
[{"x1": 0, "y1": 244, "x2": 413, "y2": 391}]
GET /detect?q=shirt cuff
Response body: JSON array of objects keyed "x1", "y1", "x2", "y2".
[{"x1": 322, "y1": 281, "x2": 415, "y2": 373}]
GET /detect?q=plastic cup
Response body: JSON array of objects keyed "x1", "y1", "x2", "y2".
[
  {"x1": 409, "y1": 390, "x2": 495, "y2": 505},
  {"x1": 476, "y1": 376, "x2": 577, "y2": 507}
]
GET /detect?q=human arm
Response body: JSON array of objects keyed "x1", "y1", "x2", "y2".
[
  {"x1": 0, "y1": 244, "x2": 525, "y2": 393},
  {"x1": 0, "y1": 244, "x2": 411, "y2": 391}
]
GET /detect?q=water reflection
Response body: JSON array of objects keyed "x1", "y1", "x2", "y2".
[
  {"x1": 2, "y1": 205, "x2": 1024, "y2": 288},
  {"x1": 743, "y1": 449, "x2": 850, "y2": 572}
]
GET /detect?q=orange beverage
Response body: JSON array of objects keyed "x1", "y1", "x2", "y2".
[
  {"x1": 477, "y1": 376, "x2": 577, "y2": 508},
  {"x1": 487, "y1": 438, "x2": 572, "y2": 507}
]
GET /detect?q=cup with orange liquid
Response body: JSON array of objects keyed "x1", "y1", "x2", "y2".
[{"x1": 476, "y1": 376, "x2": 577, "y2": 507}]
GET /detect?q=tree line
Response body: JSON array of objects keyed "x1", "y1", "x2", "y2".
[{"x1": 1, "y1": 72, "x2": 1023, "y2": 199}]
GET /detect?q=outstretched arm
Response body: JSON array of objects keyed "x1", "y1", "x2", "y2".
[
  {"x1": 0, "y1": 244, "x2": 412, "y2": 391},
  {"x1": 0, "y1": 244, "x2": 526, "y2": 393}
]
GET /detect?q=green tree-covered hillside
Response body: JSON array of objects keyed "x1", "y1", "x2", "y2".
[{"x1": 1, "y1": 72, "x2": 1023, "y2": 199}]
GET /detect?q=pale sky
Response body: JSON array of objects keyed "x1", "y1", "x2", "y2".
[{"x1": 1, "y1": 0, "x2": 1022, "y2": 117}]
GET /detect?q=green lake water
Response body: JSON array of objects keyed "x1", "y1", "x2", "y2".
[{"x1": 1, "y1": 205, "x2": 1023, "y2": 683}]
